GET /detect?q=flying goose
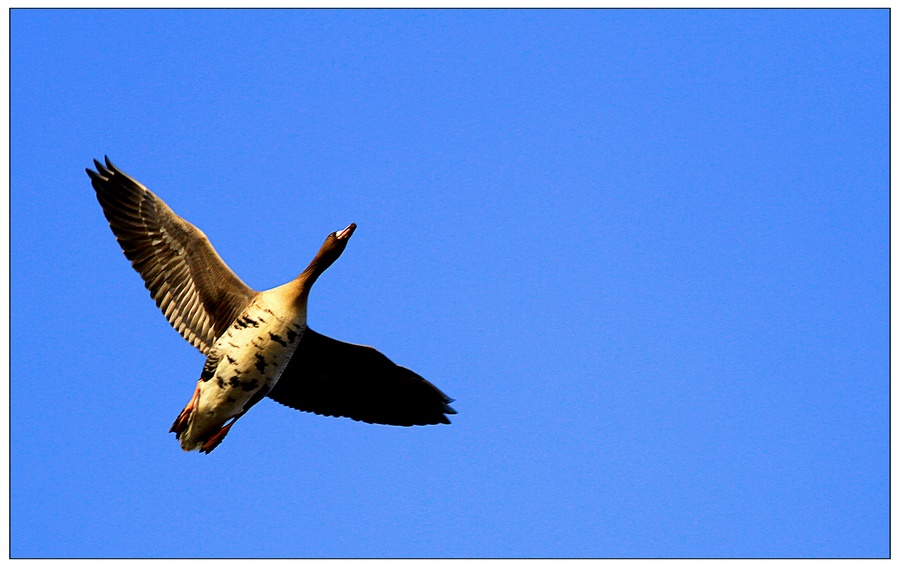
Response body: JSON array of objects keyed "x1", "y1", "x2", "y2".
[{"x1": 87, "y1": 157, "x2": 455, "y2": 453}]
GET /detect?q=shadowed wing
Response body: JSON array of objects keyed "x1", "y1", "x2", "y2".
[
  {"x1": 268, "y1": 329, "x2": 456, "y2": 426},
  {"x1": 87, "y1": 156, "x2": 257, "y2": 354}
]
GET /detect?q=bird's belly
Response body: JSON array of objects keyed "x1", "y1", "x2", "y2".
[{"x1": 194, "y1": 303, "x2": 306, "y2": 425}]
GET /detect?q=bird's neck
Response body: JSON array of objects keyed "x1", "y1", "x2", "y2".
[{"x1": 272, "y1": 242, "x2": 340, "y2": 310}]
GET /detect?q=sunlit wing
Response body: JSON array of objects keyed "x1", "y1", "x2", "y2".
[{"x1": 87, "y1": 156, "x2": 257, "y2": 354}]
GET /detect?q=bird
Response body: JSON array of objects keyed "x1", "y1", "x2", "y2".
[{"x1": 86, "y1": 156, "x2": 455, "y2": 453}]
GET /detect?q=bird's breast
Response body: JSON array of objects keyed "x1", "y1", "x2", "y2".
[{"x1": 195, "y1": 299, "x2": 306, "y2": 423}]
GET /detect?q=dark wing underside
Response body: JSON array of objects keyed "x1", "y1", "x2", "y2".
[
  {"x1": 87, "y1": 156, "x2": 257, "y2": 354},
  {"x1": 267, "y1": 329, "x2": 456, "y2": 426}
]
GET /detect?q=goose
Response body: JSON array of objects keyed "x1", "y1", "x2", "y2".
[{"x1": 87, "y1": 157, "x2": 455, "y2": 453}]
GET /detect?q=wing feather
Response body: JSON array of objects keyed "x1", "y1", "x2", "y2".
[
  {"x1": 88, "y1": 156, "x2": 257, "y2": 353},
  {"x1": 267, "y1": 329, "x2": 456, "y2": 426}
]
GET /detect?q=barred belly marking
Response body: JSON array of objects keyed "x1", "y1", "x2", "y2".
[{"x1": 189, "y1": 297, "x2": 306, "y2": 442}]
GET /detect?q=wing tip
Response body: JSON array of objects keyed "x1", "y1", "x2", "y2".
[
  {"x1": 87, "y1": 157, "x2": 113, "y2": 185},
  {"x1": 104, "y1": 155, "x2": 120, "y2": 173}
]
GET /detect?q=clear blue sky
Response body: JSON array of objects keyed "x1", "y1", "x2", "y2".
[{"x1": 11, "y1": 9, "x2": 888, "y2": 558}]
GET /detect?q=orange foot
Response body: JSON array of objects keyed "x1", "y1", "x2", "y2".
[
  {"x1": 200, "y1": 419, "x2": 236, "y2": 454},
  {"x1": 170, "y1": 385, "x2": 201, "y2": 436}
]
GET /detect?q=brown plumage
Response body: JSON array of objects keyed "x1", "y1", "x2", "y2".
[{"x1": 87, "y1": 156, "x2": 455, "y2": 452}]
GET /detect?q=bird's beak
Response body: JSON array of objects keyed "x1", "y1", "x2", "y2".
[{"x1": 336, "y1": 223, "x2": 356, "y2": 240}]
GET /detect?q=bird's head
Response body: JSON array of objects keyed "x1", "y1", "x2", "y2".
[{"x1": 303, "y1": 222, "x2": 356, "y2": 280}]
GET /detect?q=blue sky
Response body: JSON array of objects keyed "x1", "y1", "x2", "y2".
[{"x1": 10, "y1": 9, "x2": 888, "y2": 558}]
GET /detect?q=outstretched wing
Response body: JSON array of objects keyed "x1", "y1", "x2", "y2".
[
  {"x1": 87, "y1": 156, "x2": 257, "y2": 354},
  {"x1": 268, "y1": 329, "x2": 456, "y2": 426}
]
